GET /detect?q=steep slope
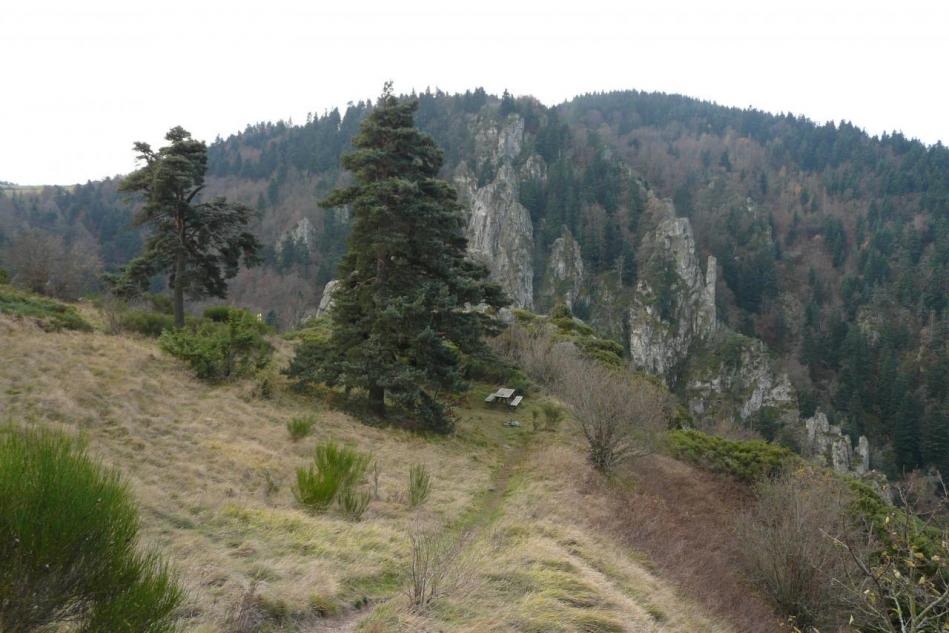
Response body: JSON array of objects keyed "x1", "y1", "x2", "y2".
[{"x1": 0, "y1": 308, "x2": 744, "y2": 632}]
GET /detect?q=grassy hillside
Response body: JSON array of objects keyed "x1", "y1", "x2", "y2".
[{"x1": 0, "y1": 300, "x2": 764, "y2": 632}]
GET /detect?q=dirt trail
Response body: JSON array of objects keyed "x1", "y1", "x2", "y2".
[{"x1": 309, "y1": 434, "x2": 533, "y2": 633}]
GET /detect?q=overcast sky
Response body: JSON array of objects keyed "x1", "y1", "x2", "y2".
[{"x1": 2, "y1": 0, "x2": 947, "y2": 185}]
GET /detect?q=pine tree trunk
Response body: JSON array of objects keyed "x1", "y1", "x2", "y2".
[
  {"x1": 173, "y1": 250, "x2": 185, "y2": 328},
  {"x1": 369, "y1": 384, "x2": 385, "y2": 417}
]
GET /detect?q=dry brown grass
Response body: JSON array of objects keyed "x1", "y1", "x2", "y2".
[
  {"x1": 0, "y1": 311, "x2": 744, "y2": 632},
  {"x1": 593, "y1": 453, "x2": 788, "y2": 633}
]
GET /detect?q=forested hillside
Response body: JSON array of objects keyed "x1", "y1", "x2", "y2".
[{"x1": 1, "y1": 88, "x2": 945, "y2": 478}]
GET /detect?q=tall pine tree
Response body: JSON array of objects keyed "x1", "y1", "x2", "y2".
[
  {"x1": 288, "y1": 85, "x2": 507, "y2": 431},
  {"x1": 111, "y1": 127, "x2": 261, "y2": 326}
]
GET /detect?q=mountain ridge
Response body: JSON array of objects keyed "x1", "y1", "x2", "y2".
[{"x1": 0, "y1": 87, "x2": 945, "y2": 478}]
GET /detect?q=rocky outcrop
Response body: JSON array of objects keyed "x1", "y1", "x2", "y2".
[
  {"x1": 804, "y1": 410, "x2": 870, "y2": 474},
  {"x1": 315, "y1": 279, "x2": 339, "y2": 317},
  {"x1": 539, "y1": 229, "x2": 585, "y2": 311},
  {"x1": 627, "y1": 198, "x2": 717, "y2": 375},
  {"x1": 276, "y1": 217, "x2": 316, "y2": 253},
  {"x1": 684, "y1": 332, "x2": 797, "y2": 422},
  {"x1": 455, "y1": 114, "x2": 539, "y2": 309}
]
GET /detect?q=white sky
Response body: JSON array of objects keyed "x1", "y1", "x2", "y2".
[{"x1": 2, "y1": 0, "x2": 947, "y2": 186}]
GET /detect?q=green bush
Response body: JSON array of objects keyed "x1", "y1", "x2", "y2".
[
  {"x1": 408, "y1": 463, "x2": 432, "y2": 507},
  {"x1": 0, "y1": 286, "x2": 91, "y2": 331},
  {"x1": 145, "y1": 293, "x2": 174, "y2": 315},
  {"x1": 0, "y1": 268, "x2": 9, "y2": 284},
  {"x1": 668, "y1": 429, "x2": 796, "y2": 482},
  {"x1": 159, "y1": 310, "x2": 273, "y2": 382},
  {"x1": 119, "y1": 309, "x2": 176, "y2": 338},
  {"x1": 540, "y1": 402, "x2": 564, "y2": 432},
  {"x1": 203, "y1": 306, "x2": 268, "y2": 332},
  {"x1": 286, "y1": 416, "x2": 315, "y2": 441},
  {"x1": 293, "y1": 442, "x2": 372, "y2": 512},
  {"x1": 551, "y1": 316, "x2": 594, "y2": 337},
  {"x1": 0, "y1": 426, "x2": 181, "y2": 632},
  {"x1": 576, "y1": 337, "x2": 625, "y2": 366}
]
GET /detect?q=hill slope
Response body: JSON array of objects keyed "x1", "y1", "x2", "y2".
[
  {"x1": 2, "y1": 87, "x2": 944, "y2": 478},
  {"x1": 0, "y1": 304, "x2": 768, "y2": 632}
]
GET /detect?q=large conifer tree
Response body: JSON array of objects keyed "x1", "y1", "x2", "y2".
[
  {"x1": 111, "y1": 127, "x2": 261, "y2": 327},
  {"x1": 290, "y1": 84, "x2": 507, "y2": 431}
]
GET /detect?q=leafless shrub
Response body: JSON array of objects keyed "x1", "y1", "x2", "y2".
[
  {"x1": 491, "y1": 322, "x2": 665, "y2": 472},
  {"x1": 736, "y1": 468, "x2": 857, "y2": 630},
  {"x1": 405, "y1": 525, "x2": 472, "y2": 612},
  {"x1": 556, "y1": 353, "x2": 666, "y2": 472},
  {"x1": 488, "y1": 323, "x2": 573, "y2": 389},
  {"x1": 2, "y1": 229, "x2": 102, "y2": 299}
]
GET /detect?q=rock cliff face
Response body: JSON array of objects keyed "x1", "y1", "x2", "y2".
[
  {"x1": 683, "y1": 333, "x2": 797, "y2": 423},
  {"x1": 539, "y1": 229, "x2": 585, "y2": 312},
  {"x1": 276, "y1": 217, "x2": 316, "y2": 253},
  {"x1": 315, "y1": 279, "x2": 339, "y2": 317},
  {"x1": 454, "y1": 115, "x2": 540, "y2": 309},
  {"x1": 623, "y1": 196, "x2": 799, "y2": 425},
  {"x1": 804, "y1": 410, "x2": 870, "y2": 474},
  {"x1": 626, "y1": 197, "x2": 717, "y2": 376}
]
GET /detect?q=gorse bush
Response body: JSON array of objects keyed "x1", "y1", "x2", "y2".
[
  {"x1": 293, "y1": 442, "x2": 372, "y2": 515},
  {"x1": 408, "y1": 463, "x2": 432, "y2": 507},
  {"x1": 0, "y1": 426, "x2": 181, "y2": 632},
  {"x1": 668, "y1": 429, "x2": 796, "y2": 482},
  {"x1": 119, "y1": 309, "x2": 176, "y2": 337},
  {"x1": 159, "y1": 309, "x2": 272, "y2": 381},
  {"x1": 286, "y1": 416, "x2": 315, "y2": 441}
]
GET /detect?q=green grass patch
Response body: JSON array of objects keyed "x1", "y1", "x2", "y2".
[{"x1": 0, "y1": 286, "x2": 91, "y2": 331}]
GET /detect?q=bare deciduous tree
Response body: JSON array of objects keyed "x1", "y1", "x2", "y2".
[
  {"x1": 2, "y1": 228, "x2": 102, "y2": 299},
  {"x1": 490, "y1": 322, "x2": 666, "y2": 472},
  {"x1": 557, "y1": 351, "x2": 666, "y2": 472}
]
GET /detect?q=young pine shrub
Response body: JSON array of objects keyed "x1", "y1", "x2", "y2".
[
  {"x1": 293, "y1": 442, "x2": 371, "y2": 513},
  {"x1": 159, "y1": 309, "x2": 272, "y2": 382},
  {"x1": 0, "y1": 426, "x2": 181, "y2": 633},
  {"x1": 286, "y1": 416, "x2": 315, "y2": 441},
  {"x1": 540, "y1": 402, "x2": 564, "y2": 432},
  {"x1": 338, "y1": 487, "x2": 372, "y2": 521},
  {"x1": 408, "y1": 463, "x2": 432, "y2": 507}
]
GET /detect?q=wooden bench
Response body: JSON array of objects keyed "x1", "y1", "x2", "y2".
[
  {"x1": 484, "y1": 393, "x2": 497, "y2": 403},
  {"x1": 509, "y1": 395, "x2": 523, "y2": 408}
]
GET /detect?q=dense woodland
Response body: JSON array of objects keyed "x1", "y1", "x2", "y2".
[{"x1": 0, "y1": 88, "x2": 946, "y2": 478}]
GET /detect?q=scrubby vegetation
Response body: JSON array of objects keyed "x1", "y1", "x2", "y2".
[
  {"x1": 668, "y1": 428, "x2": 796, "y2": 482},
  {"x1": 0, "y1": 285, "x2": 91, "y2": 331},
  {"x1": 158, "y1": 308, "x2": 272, "y2": 381},
  {"x1": 118, "y1": 308, "x2": 176, "y2": 337},
  {"x1": 408, "y1": 463, "x2": 432, "y2": 507},
  {"x1": 286, "y1": 415, "x2": 315, "y2": 441},
  {"x1": 0, "y1": 426, "x2": 181, "y2": 632},
  {"x1": 293, "y1": 441, "x2": 372, "y2": 515}
]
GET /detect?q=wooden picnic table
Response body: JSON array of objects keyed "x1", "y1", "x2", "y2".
[{"x1": 485, "y1": 387, "x2": 522, "y2": 408}]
